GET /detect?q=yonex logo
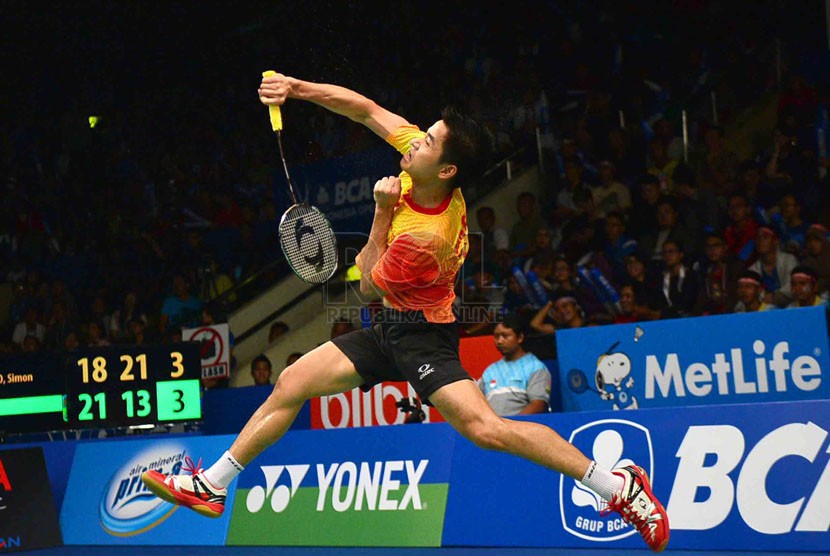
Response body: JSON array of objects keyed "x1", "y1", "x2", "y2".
[
  {"x1": 560, "y1": 419, "x2": 654, "y2": 541},
  {"x1": 418, "y1": 364, "x2": 435, "y2": 380},
  {"x1": 245, "y1": 460, "x2": 428, "y2": 514},
  {"x1": 246, "y1": 465, "x2": 310, "y2": 513}
]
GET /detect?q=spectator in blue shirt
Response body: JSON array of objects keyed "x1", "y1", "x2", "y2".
[{"x1": 478, "y1": 314, "x2": 551, "y2": 416}]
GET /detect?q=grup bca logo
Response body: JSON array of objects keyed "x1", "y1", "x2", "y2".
[
  {"x1": 98, "y1": 444, "x2": 187, "y2": 536},
  {"x1": 559, "y1": 419, "x2": 654, "y2": 542}
]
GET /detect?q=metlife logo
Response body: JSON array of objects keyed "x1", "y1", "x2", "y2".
[
  {"x1": 558, "y1": 307, "x2": 830, "y2": 411},
  {"x1": 559, "y1": 419, "x2": 654, "y2": 542}
]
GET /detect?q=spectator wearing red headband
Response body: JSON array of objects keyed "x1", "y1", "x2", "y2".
[
  {"x1": 748, "y1": 225, "x2": 798, "y2": 307},
  {"x1": 734, "y1": 270, "x2": 777, "y2": 313},
  {"x1": 787, "y1": 266, "x2": 828, "y2": 308}
]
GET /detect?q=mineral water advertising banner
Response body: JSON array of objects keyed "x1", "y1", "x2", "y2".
[
  {"x1": 556, "y1": 306, "x2": 830, "y2": 412},
  {"x1": 60, "y1": 436, "x2": 236, "y2": 545},
  {"x1": 226, "y1": 424, "x2": 455, "y2": 546},
  {"x1": 443, "y1": 400, "x2": 830, "y2": 552}
]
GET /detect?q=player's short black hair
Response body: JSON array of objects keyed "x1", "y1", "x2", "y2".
[{"x1": 440, "y1": 106, "x2": 495, "y2": 190}]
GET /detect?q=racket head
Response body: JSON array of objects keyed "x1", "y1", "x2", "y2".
[
  {"x1": 567, "y1": 368, "x2": 591, "y2": 394},
  {"x1": 278, "y1": 203, "x2": 338, "y2": 284}
]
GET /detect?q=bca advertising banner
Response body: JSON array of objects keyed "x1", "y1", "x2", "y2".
[
  {"x1": 60, "y1": 436, "x2": 236, "y2": 545},
  {"x1": 443, "y1": 399, "x2": 830, "y2": 552},
  {"x1": 182, "y1": 323, "x2": 231, "y2": 379},
  {"x1": 556, "y1": 306, "x2": 830, "y2": 412},
  {"x1": 0, "y1": 448, "x2": 62, "y2": 552},
  {"x1": 226, "y1": 424, "x2": 456, "y2": 546}
]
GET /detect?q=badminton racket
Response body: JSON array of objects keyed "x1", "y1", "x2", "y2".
[{"x1": 262, "y1": 70, "x2": 338, "y2": 284}]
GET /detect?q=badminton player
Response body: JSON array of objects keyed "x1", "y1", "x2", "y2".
[{"x1": 142, "y1": 72, "x2": 669, "y2": 552}]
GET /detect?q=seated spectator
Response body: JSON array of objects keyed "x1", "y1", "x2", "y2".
[
  {"x1": 502, "y1": 275, "x2": 535, "y2": 318},
  {"x1": 697, "y1": 126, "x2": 738, "y2": 196},
  {"x1": 646, "y1": 137, "x2": 679, "y2": 192},
  {"x1": 87, "y1": 320, "x2": 110, "y2": 347},
  {"x1": 694, "y1": 232, "x2": 743, "y2": 315},
  {"x1": 478, "y1": 315, "x2": 550, "y2": 416},
  {"x1": 724, "y1": 192, "x2": 760, "y2": 262},
  {"x1": 802, "y1": 225, "x2": 830, "y2": 295},
  {"x1": 43, "y1": 300, "x2": 75, "y2": 351},
  {"x1": 12, "y1": 307, "x2": 45, "y2": 348},
  {"x1": 772, "y1": 193, "x2": 808, "y2": 255},
  {"x1": 592, "y1": 161, "x2": 632, "y2": 217},
  {"x1": 734, "y1": 270, "x2": 776, "y2": 312},
  {"x1": 615, "y1": 282, "x2": 660, "y2": 324},
  {"x1": 21, "y1": 335, "x2": 40, "y2": 353},
  {"x1": 656, "y1": 240, "x2": 699, "y2": 318},
  {"x1": 748, "y1": 225, "x2": 798, "y2": 307},
  {"x1": 530, "y1": 292, "x2": 585, "y2": 335},
  {"x1": 269, "y1": 321, "x2": 290, "y2": 343},
  {"x1": 159, "y1": 273, "x2": 202, "y2": 336},
  {"x1": 548, "y1": 254, "x2": 604, "y2": 317},
  {"x1": 109, "y1": 290, "x2": 148, "y2": 342},
  {"x1": 673, "y1": 163, "x2": 720, "y2": 237},
  {"x1": 475, "y1": 206, "x2": 510, "y2": 265},
  {"x1": 626, "y1": 175, "x2": 661, "y2": 240},
  {"x1": 553, "y1": 157, "x2": 596, "y2": 233},
  {"x1": 251, "y1": 354, "x2": 273, "y2": 386},
  {"x1": 127, "y1": 318, "x2": 148, "y2": 345},
  {"x1": 623, "y1": 251, "x2": 662, "y2": 311},
  {"x1": 639, "y1": 195, "x2": 698, "y2": 264},
  {"x1": 64, "y1": 330, "x2": 80, "y2": 351},
  {"x1": 509, "y1": 192, "x2": 545, "y2": 260},
  {"x1": 596, "y1": 211, "x2": 638, "y2": 283},
  {"x1": 787, "y1": 266, "x2": 828, "y2": 309},
  {"x1": 522, "y1": 228, "x2": 556, "y2": 273}
]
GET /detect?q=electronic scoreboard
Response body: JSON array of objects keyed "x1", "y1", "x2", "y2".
[{"x1": 0, "y1": 343, "x2": 201, "y2": 435}]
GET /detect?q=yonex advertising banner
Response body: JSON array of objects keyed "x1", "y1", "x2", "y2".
[
  {"x1": 444, "y1": 399, "x2": 830, "y2": 552},
  {"x1": 226, "y1": 424, "x2": 456, "y2": 546},
  {"x1": 0, "y1": 447, "x2": 62, "y2": 552},
  {"x1": 60, "y1": 435, "x2": 236, "y2": 545},
  {"x1": 556, "y1": 306, "x2": 830, "y2": 412}
]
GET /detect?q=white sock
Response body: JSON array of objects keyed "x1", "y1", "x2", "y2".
[
  {"x1": 203, "y1": 451, "x2": 244, "y2": 489},
  {"x1": 580, "y1": 461, "x2": 624, "y2": 502}
]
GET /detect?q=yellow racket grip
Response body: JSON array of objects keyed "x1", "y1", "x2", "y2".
[{"x1": 262, "y1": 70, "x2": 283, "y2": 131}]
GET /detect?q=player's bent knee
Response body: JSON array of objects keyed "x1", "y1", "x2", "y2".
[
  {"x1": 269, "y1": 364, "x2": 312, "y2": 405},
  {"x1": 461, "y1": 418, "x2": 509, "y2": 452}
]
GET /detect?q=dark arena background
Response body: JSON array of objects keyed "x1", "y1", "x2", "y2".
[{"x1": 1, "y1": 1, "x2": 830, "y2": 554}]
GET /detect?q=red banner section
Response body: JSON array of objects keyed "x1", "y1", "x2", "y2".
[{"x1": 311, "y1": 335, "x2": 500, "y2": 429}]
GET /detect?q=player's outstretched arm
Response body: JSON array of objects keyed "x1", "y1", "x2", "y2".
[{"x1": 258, "y1": 73, "x2": 409, "y2": 139}]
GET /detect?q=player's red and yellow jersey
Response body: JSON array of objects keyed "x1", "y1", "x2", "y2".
[{"x1": 371, "y1": 125, "x2": 468, "y2": 323}]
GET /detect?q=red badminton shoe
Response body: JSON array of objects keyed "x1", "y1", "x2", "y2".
[
  {"x1": 141, "y1": 456, "x2": 226, "y2": 518},
  {"x1": 602, "y1": 465, "x2": 670, "y2": 552}
]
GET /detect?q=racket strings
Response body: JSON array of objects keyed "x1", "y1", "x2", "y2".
[{"x1": 279, "y1": 205, "x2": 338, "y2": 284}]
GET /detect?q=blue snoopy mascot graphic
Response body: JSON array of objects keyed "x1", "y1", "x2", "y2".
[{"x1": 568, "y1": 341, "x2": 639, "y2": 410}]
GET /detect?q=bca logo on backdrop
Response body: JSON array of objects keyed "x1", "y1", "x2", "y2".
[{"x1": 559, "y1": 419, "x2": 654, "y2": 542}]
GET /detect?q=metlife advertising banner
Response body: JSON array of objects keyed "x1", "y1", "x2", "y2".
[
  {"x1": 226, "y1": 424, "x2": 456, "y2": 546},
  {"x1": 60, "y1": 435, "x2": 236, "y2": 545},
  {"x1": 444, "y1": 400, "x2": 830, "y2": 552},
  {"x1": 556, "y1": 306, "x2": 830, "y2": 412}
]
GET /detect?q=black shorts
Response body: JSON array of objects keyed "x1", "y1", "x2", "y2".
[{"x1": 331, "y1": 308, "x2": 472, "y2": 401}]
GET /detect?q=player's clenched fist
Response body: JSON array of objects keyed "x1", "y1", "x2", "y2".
[
  {"x1": 373, "y1": 176, "x2": 401, "y2": 209},
  {"x1": 259, "y1": 73, "x2": 292, "y2": 106}
]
